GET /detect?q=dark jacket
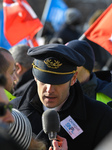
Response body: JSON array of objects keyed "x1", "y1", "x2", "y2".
[
  {"x1": 85, "y1": 38, "x2": 111, "y2": 68},
  {"x1": 81, "y1": 72, "x2": 112, "y2": 101},
  {"x1": 53, "y1": 23, "x2": 81, "y2": 44},
  {"x1": 11, "y1": 80, "x2": 112, "y2": 150},
  {"x1": 13, "y1": 69, "x2": 34, "y2": 97},
  {"x1": 95, "y1": 70, "x2": 111, "y2": 82}
]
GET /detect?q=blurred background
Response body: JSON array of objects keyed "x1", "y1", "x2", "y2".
[{"x1": 0, "y1": 0, "x2": 112, "y2": 31}]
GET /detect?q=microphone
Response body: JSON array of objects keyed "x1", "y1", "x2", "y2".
[{"x1": 42, "y1": 109, "x2": 60, "y2": 141}]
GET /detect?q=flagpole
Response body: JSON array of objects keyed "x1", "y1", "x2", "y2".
[
  {"x1": 37, "y1": 0, "x2": 52, "y2": 38},
  {"x1": 78, "y1": 34, "x2": 86, "y2": 40}
]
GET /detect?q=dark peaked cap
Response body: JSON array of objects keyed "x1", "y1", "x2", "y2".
[
  {"x1": 66, "y1": 40, "x2": 95, "y2": 73},
  {"x1": 27, "y1": 44, "x2": 85, "y2": 84}
]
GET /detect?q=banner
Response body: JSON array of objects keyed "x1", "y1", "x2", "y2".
[
  {"x1": 42, "y1": 0, "x2": 68, "y2": 31},
  {"x1": 84, "y1": 4, "x2": 112, "y2": 55},
  {"x1": 3, "y1": 0, "x2": 43, "y2": 46}
]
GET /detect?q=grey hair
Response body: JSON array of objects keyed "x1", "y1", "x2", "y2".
[{"x1": 9, "y1": 44, "x2": 34, "y2": 69}]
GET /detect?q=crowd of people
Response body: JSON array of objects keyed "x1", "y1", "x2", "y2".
[{"x1": 0, "y1": 6, "x2": 112, "y2": 150}]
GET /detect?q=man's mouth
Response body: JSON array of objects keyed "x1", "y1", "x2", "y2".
[
  {"x1": 44, "y1": 95, "x2": 57, "y2": 101},
  {"x1": 46, "y1": 96, "x2": 56, "y2": 99}
]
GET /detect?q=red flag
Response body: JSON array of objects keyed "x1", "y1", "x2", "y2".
[
  {"x1": 3, "y1": 0, "x2": 43, "y2": 45},
  {"x1": 84, "y1": 4, "x2": 112, "y2": 55},
  {"x1": 27, "y1": 36, "x2": 39, "y2": 47}
]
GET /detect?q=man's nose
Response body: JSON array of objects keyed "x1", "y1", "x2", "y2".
[{"x1": 46, "y1": 84, "x2": 55, "y2": 93}]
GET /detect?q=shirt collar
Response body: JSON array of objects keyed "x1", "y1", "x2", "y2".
[{"x1": 43, "y1": 99, "x2": 67, "y2": 112}]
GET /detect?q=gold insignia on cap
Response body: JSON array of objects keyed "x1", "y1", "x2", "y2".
[
  {"x1": 44, "y1": 58, "x2": 62, "y2": 69},
  {"x1": 32, "y1": 62, "x2": 76, "y2": 75}
]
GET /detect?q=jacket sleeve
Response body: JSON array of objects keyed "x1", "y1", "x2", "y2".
[{"x1": 10, "y1": 96, "x2": 22, "y2": 109}]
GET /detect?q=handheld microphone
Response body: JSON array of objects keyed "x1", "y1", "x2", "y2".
[{"x1": 42, "y1": 109, "x2": 60, "y2": 141}]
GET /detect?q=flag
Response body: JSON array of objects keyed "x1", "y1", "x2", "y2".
[
  {"x1": 41, "y1": 0, "x2": 68, "y2": 31},
  {"x1": 27, "y1": 36, "x2": 39, "y2": 47},
  {"x1": 0, "y1": 8, "x2": 27, "y2": 50},
  {"x1": 3, "y1": 0, "x2": 43, "y2": 46},
  {"x1": 0, "y1": 9, "x2": 11, "y2": 49},
  {"x1": 84, "y1": 4, "x2": 112, "y2": 55}
]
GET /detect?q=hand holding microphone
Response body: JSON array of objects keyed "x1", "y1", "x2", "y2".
[
  {"x1": 49, "y1": 135, "x2": 68, "y2": 150},
  {"x1": 42, "y1": 109, "x2": 68, "y2": 150}
]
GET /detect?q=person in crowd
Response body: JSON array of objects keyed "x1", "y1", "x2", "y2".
[
  {"x1": 9, "y1": 44, "x2": 34, "y2": 97},
  {"x1": 66, "y1": 39, "x2": 112, "y2": 106},
  {"x1": 0, "y1": 74, "x2": 24, "y2": 149},
  {"x1": 0, "y1": 74, "x2": 67, "y2": 150},
  {"x1": 0, "y1": 74, "x2": 30, "y2": 149},
  {"x1": 10, "y1": 43, "x2": 112, "y2": 150},
  {"x1": 0, "y1": 47, "x2": 17, "y2": 101},
  {"x1": 53, "y1": 8, "x2": 82, "y2": 44}
]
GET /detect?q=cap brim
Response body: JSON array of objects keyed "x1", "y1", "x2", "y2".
[{"x1": 33, "y1": 68, "x2": 74, "y2": 85}]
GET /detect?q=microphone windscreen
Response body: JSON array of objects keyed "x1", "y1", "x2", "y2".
[{"x1": 42, "y1": 109, "x2": 60, "y2": 134}]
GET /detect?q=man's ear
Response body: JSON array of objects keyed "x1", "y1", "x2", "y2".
[
  {"x1": 16, "y1": 62, "x2": 22, "y2": 74},
  {"x1": 34, "y1": 76, "x2": 37, "y2": 82},
  {"x1": 70, "y1": 72, "x2": 78, "y2": 86}
]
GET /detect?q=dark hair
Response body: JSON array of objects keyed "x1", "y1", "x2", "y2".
[{"x1": 0, "y1": 48, "x2": 11, "y2": 74}]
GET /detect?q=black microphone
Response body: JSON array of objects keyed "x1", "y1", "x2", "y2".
[{"x1": 42, "y1": 109, "x2": 60, "y2": 141}]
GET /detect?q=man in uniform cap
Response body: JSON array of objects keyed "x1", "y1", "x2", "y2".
[{"x1": 11, "y1": 44, "x2": 112, "y2": 150}]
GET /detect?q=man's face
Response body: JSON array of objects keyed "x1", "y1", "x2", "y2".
[
  {"x1": 35, "y1": 73, "x2": 77, "y2": 108},
  {"x1": 3, "y1": 53, "x2": 17, "y2": 93},
  {"x1": 0, "y1": 87, "x2": 14, "y2": 123}
]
